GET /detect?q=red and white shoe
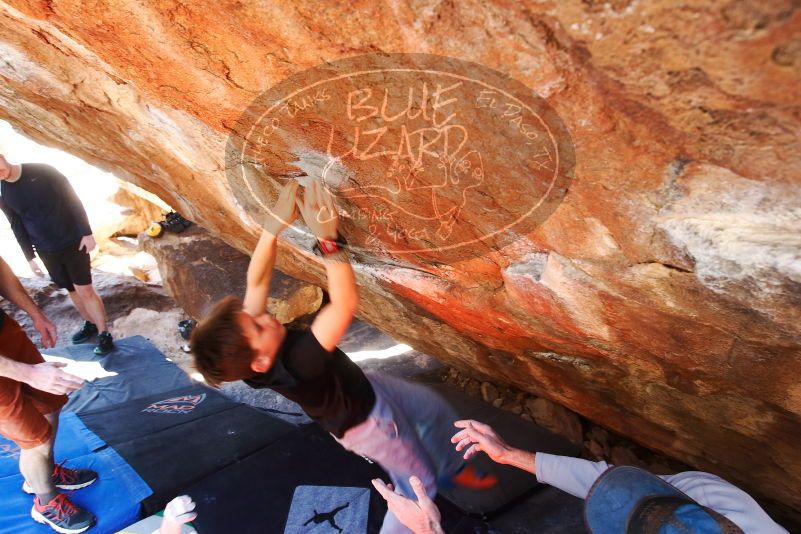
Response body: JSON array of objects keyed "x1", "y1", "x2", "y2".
[
  {"x1": 23, "y1": 461, "x2": 98, "y2": 494},
  {"x1": 31, "y1": 493, "x2": 96, "y2": 534}
]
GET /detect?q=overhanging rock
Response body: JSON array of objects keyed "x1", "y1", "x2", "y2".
[{"x1": 0, "y1": 0, "x2": 799, "y2": 518}]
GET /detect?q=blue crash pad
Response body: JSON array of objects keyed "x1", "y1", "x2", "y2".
[{"x1": 0, "y1": 412, "x2": 151, "y2": 534}]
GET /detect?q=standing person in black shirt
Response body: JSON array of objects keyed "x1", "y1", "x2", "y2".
[
  {"x1": 0, "y1": 153, "x2": 114, "y2": 355},
  {"x1": 191, "y1": 180, "x2": 495, "y2": 534}
]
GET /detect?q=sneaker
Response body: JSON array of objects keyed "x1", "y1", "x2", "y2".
[
  {"x1": 178, "y1": 319, "x2": 197, "y2": 340},
  {"x1": 70, "y1": 322, "x2": 97, "y2": 344},
  {"x1": 31, "y1": 493, "x2": 96, "y2": 534},
  {"x1": 93, "y1": 332, "x2": 114, "y2": 356},
  {"x1": 449, "y1": 464, "x2": 498, "y2": 491},
  {"x1": 23, "y1": 461, "x2": 98, "y2": 494},
  {"x1": 162, "y1": 211, "x2": 192, "y2": 233}
]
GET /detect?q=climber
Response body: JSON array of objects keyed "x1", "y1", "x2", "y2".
[
  {"x1": 372, "y1": 419, "x2": 789, "y2": 534},
  {"x1": 190, "y1": 179, "x2": 494, "y2": 534},
  {"x1": 0, "y1": 256, "x2": 97, "y2": 534},
  {"x1": 0, "y1": 153, "x2": 114, "y2": 355}
]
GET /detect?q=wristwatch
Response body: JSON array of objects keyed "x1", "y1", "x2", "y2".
[{"x1": 313, "y1": 234, "x2": 348, "y2": 257}]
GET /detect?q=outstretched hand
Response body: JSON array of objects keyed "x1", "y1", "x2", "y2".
[
  {"x1": 160, "y1": 495, "x2": 197, "y2": 534},
  {"x1": 163, "y1": 495, "x2": 197, "y2": 523},
  {"x1": 25, "y1": 362, "x2": 84, "y2": 395},
  {"x1": 451, "y1": 419, "x2": 512, "y2": 463},
  {"x1": 371, "y1": 476, "x2": 443, "y2": 534},
  {"x1": 296, "y1": 179, "x2": 338, "y2": 240},
  {"x1": 264, "y1": 181, "x2": 300, "y2": 236}
]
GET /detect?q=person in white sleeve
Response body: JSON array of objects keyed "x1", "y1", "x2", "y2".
[{"x1": 372, "y1": 419, "x2": 788, "y2": 534}]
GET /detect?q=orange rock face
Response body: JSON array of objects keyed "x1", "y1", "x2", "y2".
[{"x1": 0, "y1": 0, "x2": 799, "y2": 518}]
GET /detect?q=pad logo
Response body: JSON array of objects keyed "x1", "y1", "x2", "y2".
[
  {"x1": 0, "y1": 443, "x2": 20, "y2": 459},
  {"x1": 142, "y1": 394, "x2": 206, "y2": 414},
  {"x1": 303, "y1": 502, "x2": 349, "y2": 532},
  {"x1": 285, "y1": 485, "x2": 370, "y2": 533}
]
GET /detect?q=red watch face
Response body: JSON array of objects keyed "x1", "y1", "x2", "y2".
[{"x1": 318, "y1": 239, "x2": 339, "y2": 255}]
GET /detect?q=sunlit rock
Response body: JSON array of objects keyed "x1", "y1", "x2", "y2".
[{"x1": 0, "y1": 0, "x2": 799, "y2": 516}]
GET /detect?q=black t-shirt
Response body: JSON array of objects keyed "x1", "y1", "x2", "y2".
[
  {"x1": 244, "y1": 329, "x2": 376, "y2": 437},
  {"x1": 0, "y1": 163, "x2": 92, "y2": 261},
  {"x1": 0, "y1": 308, "x2": 5, "y2": 329}
]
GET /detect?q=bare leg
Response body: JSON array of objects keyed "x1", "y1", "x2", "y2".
[
  {"x1": 73, "y1": 284, "x2": 107, "y2": 333},
  {"x1": 44, "y1": 412, "x2": 59, "y2": 466},
  {"x1": 19, "y1": 411, "x2": 58, "y2": 500},
  {"x1": 67, "y1": 291, "x2": 92, "y2": 324}
]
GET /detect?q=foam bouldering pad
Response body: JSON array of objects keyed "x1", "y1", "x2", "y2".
[
  {"x1": 0, "y1": 412, "x2": 151, "y2": 534},
  {"x1": 77, "y1": 384, "x2": 243, "y2": 445},
  {"x1": 186, "y1": 424, "x2": 389, "y2": 534},
  {"x1": 285, "y1": 485, "x2": 372, "y2": 533},
  {"x1": 79, "y1": 384, "x2": 296, "y2": 515},
  {"x1": 488, "y1": 484, "x2": 586, "y2": 534},
  {"x1": 43, "y1": 335, "x2": 192, "y2": 414},
  {"x1": 427, "y1": 383, "x2": 581, "y2": 516},
  {"x1": 434, "y1": 497, "x2": 493, "y2": 534}
]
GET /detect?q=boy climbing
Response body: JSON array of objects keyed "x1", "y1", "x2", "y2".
[{"x1": 191, "y1": 179, "x2": 494, "y2": 533}]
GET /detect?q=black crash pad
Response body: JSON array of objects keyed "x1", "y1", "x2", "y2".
[
  {"x1": 428, "y1": 383, "x2": 581, "y2": 516},
  {"x1": 44, "y1": 335, "x2": 193, "y2": 414},
  {"x1": 186, "y1": 424, "x2": 390, "y2": 534},
  {"x1": 489, "y1": 484, "x2": 586, "y2": 534},
  {"x1": 78, "y1": 384, "x2": 245, "y2": 445},
  {"x1": 79, "y1": 384, "x2": 295, "y2": 515}
]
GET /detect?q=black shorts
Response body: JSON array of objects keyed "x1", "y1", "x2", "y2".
[{"x1": 37, "y1": 242, "x2": 92, "y2": 292}]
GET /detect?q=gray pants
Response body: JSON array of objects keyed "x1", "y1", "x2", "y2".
[{"x1": 336, "y1": 373, "x2": 464, "y2": 534}]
